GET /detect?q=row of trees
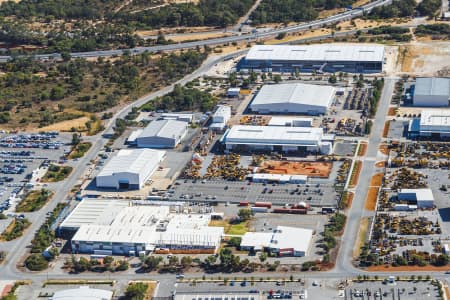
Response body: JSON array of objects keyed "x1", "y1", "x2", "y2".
[
  {"x1": 64, "y1": 255, "x2": 129, "y2": 273},
  {"x1": 0, "y1": 49, "x2": 206, "y2": 128},
  {"x1": 140, "y1": 84, "x2": 217, "y2": 112},
  {"x1": 250, "y1": 0, "x2": 355, "y2": 25},
  {"x1": 117, "y1": 0, "x2": 255, "y2": 28},
  {"x1": 0, "y1": 0, "x2": 255, "y2": 28},
  {"x1": 368, "y1": 0, "x2": 441, "y2": 19}
]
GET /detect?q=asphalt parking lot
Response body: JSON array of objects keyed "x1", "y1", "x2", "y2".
[
  {"x1": 334, "y1": 141, "x2": 357, "y2": 157},
  {"x1": 172, "y1": 280, "x2": 342, "y2": 300},
  {"x1": 171, "y1": 180, "x2": 339, "y2": 207},
  {"x1": 0, "y1": 133, "x2": 71, "y2": 213},
  {"x1": 387, "y1": 120, "x2": 407, "y2": 140}
]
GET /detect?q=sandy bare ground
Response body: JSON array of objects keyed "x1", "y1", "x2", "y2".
[
  {"x1": 399, "y1": 42, "x2": 450, "y2": 75},
  {"x1": 37, "y1": 117, "x2": 89, "y2": 132}
]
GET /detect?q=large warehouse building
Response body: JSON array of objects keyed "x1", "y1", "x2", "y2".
[
  {"x1": 61, "y1": 199, "x2": 224, "y2": 256},
  {"x1": 413, "y1": 78, "x2": 450, "y2": 107},
  {"x1": 222, "y1": 125, "x2": 333, "y2": 154},
  {"x1": 238, "y1": 44, "x2": 385, "y2": 73},
  {"x1": 240, "y1": 226, "x2": 313, "y2": 257},
  {"x1": 96, "y1": 149, "x2": 165, "y2": 190},
  {"x1": 249, "y1": 83, "x2": 335, "y2": 115},
  {"x1": 408, "y1": 109, "x2": 450, "y2": 139},
  {"x1": 136, "y1": 119, "x2": 188, "y2": 148}
]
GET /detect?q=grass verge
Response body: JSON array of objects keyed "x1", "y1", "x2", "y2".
[
  {"x1": 0, "y1": 218, "x2": 31, "y2": 241},
  {"x1": 349, "y1": 161, "x2": 362, "y2": 188},
  {"x1": 382, "y1": 121, "x2": 390, "y2": 138},
  {"x1": 353, "y1": 218, "x2": 369, "y2": 258},
  {"x1": 41, "y1": 164, "x2": 73, "y2": 182},
  {"x1": 16, "y1": 189, "x2": 54, "y2": 212},
  {"x1": 67, "y1": 142, "x2": 92, "y2": 159},
  {"x1": 365, "y1": 187, "x2": 379, "y2": 211},
  {"x1": 209, "y1": 220, "x2": 249, "y2": 235}
]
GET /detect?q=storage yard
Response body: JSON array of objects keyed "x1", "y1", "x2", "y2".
[{"x1": 258, "y1": 160, "x2": 332, "y2": 178}]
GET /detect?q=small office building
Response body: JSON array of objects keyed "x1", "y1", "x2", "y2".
[
  {"x1": 210, "y1": 105, "x2": 232, "y2": 131},
  {"x1": 240, "y1": 226, "x2": 313, "y2": 257},
  {"x1": 398, "y1": 188, "x2": 434, "y2": 208},
  {"x1": 409, "y1": 109, "x2": 450, "y2": 139}
]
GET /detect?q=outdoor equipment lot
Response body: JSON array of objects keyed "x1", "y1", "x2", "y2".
[
  {"x1": 170, "y1": 179, "x2": 339, "y2": 207},
  {"x1": 345, "y1": 279, "x2": 441, "y2": 300}
]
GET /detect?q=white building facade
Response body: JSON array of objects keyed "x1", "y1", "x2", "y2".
[
  {"x1": 96, "y1": 149, "x2": 166, "y2": 190},
  {"x1": 413, "y1": 78, "x2": 450, "y2": 107},
  {"x1": 222, "y1": 125, "x2": 333, "y2": 154},
  {"x1": 250, "y1": 83, "x2": 335, "y2": 115}
]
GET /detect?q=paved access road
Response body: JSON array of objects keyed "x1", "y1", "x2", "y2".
[
  {"x1": 335, "y1": 77, "x2": 397, "y2": 275},
  {"x1": 0, "y1": 0, "x2": 392, "y2": 62}
]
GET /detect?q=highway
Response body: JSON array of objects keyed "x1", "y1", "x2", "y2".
[{"x1": 0, "y1": 0, "x2": 392, "y2": 62}]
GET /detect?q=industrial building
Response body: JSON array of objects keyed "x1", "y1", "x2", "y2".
[
  {"x1": 250, "y1": 83, "x2": 335, "y2": 115},
  {"x1": 96, "y1": 149, "x2": 165, "y2": 190},
  {"x1": 398, "y1": 188, "x2": 434, "y2": 208},
  {"x1": 240, "y1": 226, "x2": 313, "y2": 257},
  {"x1": 226, "y1": 87, "x2": 241, "y2": 97},
  {"x1": 160, "y1": 113, "x2": 193, "y2": 123},
  {"x1": 408, "y1": 109, "x2": 450, "y2": 139},
  {"x1": 268, "y1": 116, "x2": 313, "y2": 127},
  {"x1": 136, "y1": 119, "x2": 188, "y2": 148},
  {"x1": 413, "y1": 78, "x2": 450, "y2": 107},
  {"x1": 50, "y1": 287, "x2": 113, "y2": 300},
  {"x1": 210, "y1": 105, "x2": 232, "y2": 131},
  {"x1": 222, "y1": 125, "x2": 333, "y2": 154},
  {"x1": 239, "y1": 44, "x2": 385, "y2": 73},
  {"x1": 61, "y1": 199, "x2": 224, "y2": 256}
]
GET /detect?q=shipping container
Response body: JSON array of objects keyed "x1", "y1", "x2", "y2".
[
  {"x1": 273, "y1": 208, "x2": 307, "y2": 214},
  {"x1": 251, "y1": 206, "x2": 268, "y2": 213},
  {"x1": 254, "y1": 201, "x2": 272, "y2": 208},
  {"x1": 239, "y1": 201, "x2": 250, "y2": 206}
]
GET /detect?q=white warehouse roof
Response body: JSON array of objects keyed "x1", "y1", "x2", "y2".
[
  {"x1": 398, "y1": 188, "x2": 434, "y2": 201},
  {"x1": 213, "y1": 105, "x2": 231, "y2": 118},
  {"x1": 268, "y1": 116, "x2": 313, "y2": 127},
  {"x1": 240, "y1": 226, "x2": 313, "y2": 255},
  {"x1": 245, "y1": 44, "x2": 385, "y2": 62},
  {"x1": 139, "y1": 119, "x2": 187, "y2": 139},
  {"x1": 51, "y1": 286, "x2": 112, "y2": 300},
  {"x1": 251, "y1": 83, "x2": 335, "y2": 111},
  {"x1": 97, "y1": 149, "x2": 165, "y2": 178},
  {"x1": 415, "y1": 78, "x2": 450, "y2": 97},
  {"x1": 420, "y1": 109, "x2": 450, "y2": 129},
  {"x1": 270, "y1": 226, "x2": 313, "y2": 254},
  {"x1": 224, "y1": 125, "x2": 324, "y2": 146}
]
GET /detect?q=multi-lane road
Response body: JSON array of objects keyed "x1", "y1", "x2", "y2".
[{"x1": 0, "y1": 0, "x2": 392, "y2": 62}]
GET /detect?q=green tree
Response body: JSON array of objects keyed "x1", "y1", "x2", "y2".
[
  {"x1": 238, "y1": 209, "x2": 252, "y2": 221},
  {"x1": 125, "y1": 282, "x2": 148, "y2": 300},
  {"x1": 25, "y1": 254, "x2": 49, "y2": 271}
]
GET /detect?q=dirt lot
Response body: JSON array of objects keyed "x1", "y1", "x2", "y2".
[
  {"x1": 370, "y1": 173, "x2": 383, "y2": 187},
  {"x1": 258, "y1": 160, "x2": 332, "y2": 178},
  {"x1": 37, "y1": 116, "x2": 89, "y2": 132},
  {"x1": 365, "y1": 187, "x2": 379, "y2": 211},
  {"x1": 400, "y1": 42, "x2": 450, "y2": 75}
]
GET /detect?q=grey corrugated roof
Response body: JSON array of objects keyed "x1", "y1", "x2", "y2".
[
  {"x1": 139, "y1": 119, "x2": 187, "y2": 139},
  {"x1": 251, "y1": 83, "x2": 335, "y2": 108},
  {"x1": 415, "y1": 77, "x2": 450, "y2": 97},
  {"x1": 97, "y1": 149, "x2": 165, "y2": 177},
  {"x1": 245, "y1": 44, "x2": 384, "y2": 62}
]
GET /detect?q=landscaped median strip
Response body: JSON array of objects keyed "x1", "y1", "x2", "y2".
[{"x1": 348, "y1": 160, "x2": 362, "y2": 188}]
